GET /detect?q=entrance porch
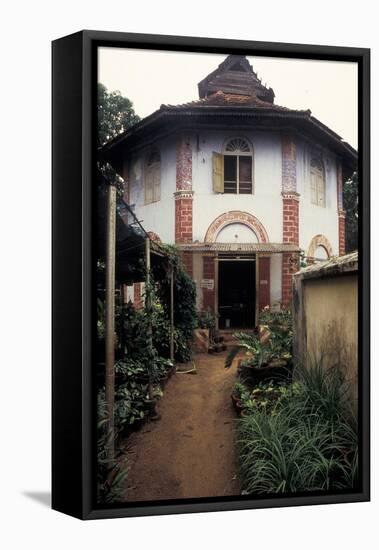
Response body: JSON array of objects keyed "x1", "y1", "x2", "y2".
[{"x1": 177, "y1": 242, "x2": 301, "y2": 329}]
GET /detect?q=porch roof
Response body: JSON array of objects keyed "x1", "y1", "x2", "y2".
[{"x1": 176, "y1": 242, "x2": 301, "y2": 253}]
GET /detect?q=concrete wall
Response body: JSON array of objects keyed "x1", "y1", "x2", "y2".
[{"x1": 293, "y1": 273, "x2": 358, "y2": 404}]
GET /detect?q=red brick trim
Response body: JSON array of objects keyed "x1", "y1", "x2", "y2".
[
  {"x1": 282, "y1": 193, "x2": 299, "y2": 245},
  {"x1": 336, "y1": 161, "x2": 346, "y2": 256},
  {"x1": 204, "y1": 210, "x2": 269, "y2": 243},
  {"x1": 175, "y1": 191, "x2": 194, "y2": 243},
  {"x1": 338, "y1": 210, "x2": 346, "y2": 256},
  {"x1": 282, "y1": 253, "x2": 299, "y2": 307},
  {"x1": 175, "y1": 136, "x2": 193, "y2": 244},
  {"x1": 281, "y1": 135, "x2": 299, "y2": 306}
]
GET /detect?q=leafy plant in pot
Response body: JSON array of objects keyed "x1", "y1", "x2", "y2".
[{"x1": 226, "y1": 331, "x2": 293, "y2": 385}]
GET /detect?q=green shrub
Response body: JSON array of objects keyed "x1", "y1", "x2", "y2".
[{"x1": 237, "y1": 362, "x2": 358, "y2": 494}]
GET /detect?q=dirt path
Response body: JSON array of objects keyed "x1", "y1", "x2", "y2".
[{"x1": 123, "y1": 352, "x2": 240, "y2": 502}]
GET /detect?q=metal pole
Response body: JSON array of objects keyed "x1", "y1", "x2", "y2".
[
  {"x1": 170, "y1": 264, "x2": 175, "y2": 362},
  {"x1": 105, "y1": 181, "x2": 117, "y2": 460}
]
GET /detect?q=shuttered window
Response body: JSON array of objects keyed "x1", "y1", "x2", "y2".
[
  {"x1": 145, "y1": 151, "x2": 161, "y2": 204},
  {"x1": 224, "y1": 156, "x2": 237, "y2": 193},
  {"x1": 212, "y1": 151, "x2": 224, "y2": 193},
  {"x1": 310, "y1": 158, "x2": 325, "y2": 207},
  {"x1": 220, "y1": 138, "x2": 253, "y2": 194}
]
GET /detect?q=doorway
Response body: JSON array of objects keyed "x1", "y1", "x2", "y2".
[{"x1": 218, "y1": 258, "x2": 256, "y2": 329}]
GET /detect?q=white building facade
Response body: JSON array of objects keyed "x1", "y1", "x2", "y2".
[{"x1": 104, "y1": 55, "x2": 356, "y2": 329}]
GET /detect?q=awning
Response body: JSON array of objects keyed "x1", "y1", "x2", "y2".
[{"x1": 176, "y1": 242, "x2": 301, "y2": 253}]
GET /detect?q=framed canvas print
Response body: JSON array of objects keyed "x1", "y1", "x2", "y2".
[{"x1": 52, "y1": 31, "x2": 370, "y2": 520}]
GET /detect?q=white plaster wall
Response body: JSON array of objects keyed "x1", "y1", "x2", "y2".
[
  {"x1": 128, "y1": 135, "x2": 176, "y2": 243},
  {"x1": 191, "y1": 131, "x2": 283, "y2": 242},
  {"x1": 215, "y1": 223, "x2": 259, "y2": 243},
  {"x1": 270, "y1": 254, "x2": 282, "y2": 304},
  {"x1": 297, "y1": 140, "x2": 339, "y2": 256}
]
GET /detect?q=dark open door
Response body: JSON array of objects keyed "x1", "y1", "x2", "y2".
[{"x1": 218, "y1": 259, "x2": 255, "y2": 329}]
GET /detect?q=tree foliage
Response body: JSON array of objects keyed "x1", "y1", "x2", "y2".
[
  {"x1": 343, "y1": 171, "x2": 358, "y2": 252},
  {"x1": 97, "y1": 83, "x2": 140, "y2": 146}
]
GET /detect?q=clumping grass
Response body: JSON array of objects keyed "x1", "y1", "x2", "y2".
[{"x1": 237, "y1": 362, "x2": 358, "y2": 494}]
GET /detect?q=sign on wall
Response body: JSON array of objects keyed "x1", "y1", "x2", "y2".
[{"x1": 201, "y1": 279, "x2": 214, "y2": 290}]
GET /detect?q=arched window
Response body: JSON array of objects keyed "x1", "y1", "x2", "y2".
[
  {"x1": 145, "y1": 151, "x2": 161, "y2": 204},
  {"x1": 310, "y1": 158, "x2": 325, "y2": 207},
  {"x1": 314, "y1": 245, "x2": 329, "y2": 262},
  {"x1": 223, "y1": 138, "x2": 253, "y2": 194}
]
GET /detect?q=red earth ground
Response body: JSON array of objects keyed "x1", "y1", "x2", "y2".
[{"x1": 123, "y1": 351, "x2": 241, "y2": 502}]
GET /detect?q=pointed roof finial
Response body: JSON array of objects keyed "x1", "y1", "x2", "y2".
[{"x1": 198, "y1": 54, "x2": 275, "y2": 103}]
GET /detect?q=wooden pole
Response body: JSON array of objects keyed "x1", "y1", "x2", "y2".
[
  {"x1": 105, "y1": 181, "x2": 117, "y2": 460},
  {"x1": 145, "y1": 238, "x2": 154, "y2": 399},
  {"x1": 170, "y1": 264, "x2": 175, "y2": 362}
]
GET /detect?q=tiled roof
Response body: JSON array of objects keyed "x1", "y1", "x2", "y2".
[{"x1": 161, "y1": 91, "x2": 301, "y2": 113}]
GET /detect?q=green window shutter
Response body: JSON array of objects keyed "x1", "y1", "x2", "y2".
[{"x1": 212, "y1": 151, "x2": 224, "y2": 193}]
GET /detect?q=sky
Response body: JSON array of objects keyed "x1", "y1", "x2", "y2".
[{"x1": 98, "y1": 47, "x2": 358, "y2": 149}]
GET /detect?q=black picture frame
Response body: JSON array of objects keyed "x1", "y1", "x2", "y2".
[{"x1": 52, "y1": 30, "x2": 370, "y2": 520}]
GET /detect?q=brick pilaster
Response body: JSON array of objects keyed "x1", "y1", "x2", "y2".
[
  {"x1": 175, "y1": 135, "x2": 194, "y2": 274},
  {"x1": 281, "y1": 135, "x2": 299, "y2": 307},
  {"x1": 175, "y1": 135, "x2": 193, "y2": 244},
  {"x1": 175, "y1": 190, "x2": 194, "y2": 243},
  {"x1": 336, "y1": 161, "x2": 346, "y2": 256},
  {"x1": 338, "y1": 211, "x2": 346, "y2": 256}
]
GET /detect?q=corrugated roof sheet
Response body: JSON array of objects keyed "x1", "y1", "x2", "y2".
[{"x1": 176, "y1": 242, "x2": 301, "y2": 253}]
